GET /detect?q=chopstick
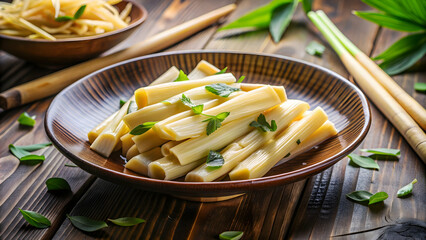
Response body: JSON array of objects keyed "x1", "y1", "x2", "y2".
[
  {"x1": 307, "y1": 11, "x2": 426, "y2": 162},
  {"x1": 0, "y1": 4, "x2": 237, "y2": 111}
]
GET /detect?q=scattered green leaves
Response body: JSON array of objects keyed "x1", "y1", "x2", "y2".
[
  {"x1": 119, "y1": 99, "x2": 126, "y2": 108},
  {"x1": 19, "y1": 209, "x2": 51, "y2": 228},
  {"x1": 108, "y1": 217, "x2": 145, "y2": 227},
  {"x1": 202, "y1": 112, "x2": 230, "y2": 135},
  {"x1": 129, "y1": 122, "x2": 157, "y2": 135},
  {"x1": 9, "y1": 143, "x2": 51, "y2": 165},
  {"x1": 67, "y1": 215, "x2": 108, "y2": 232},
  {"x1": 250, "y1": 114, "x2": 277, "y2": 132},
  {"x1": 270, "y1": 0, "x2": 298, "y2": 42},
  {"x1": 180, "y1": 94, "x2": 204, "y2": 115},
  {"x1": 46, "y1": 178, "x2": 71, "y2": 191},
  {"x1": 215, "y1": 67, "x2": 228, "y2": 75},
  {"x1": 348, "y1": 153, "x2": 380, "y2": 170},
  {"x1": 302, "y1": 0, "x2": 313, "y2": 14},
  {"x1": 360, "y1": 148, "x2": 400, "y2": 157},
  {"x1": 173, "y1": 70, "x2": 189, "y2": 82},
  {"x1": 306, "y1": 41, "x2": 326, "y2": 57},
  {"x1": 237, "y1": 76, "x2": 245, "y2": 83},
  {"x1": 397, "y1": 178, "x2": 417, "y2": 198},
  {"x1": 346, "y1": 190, "x2": 388, "y2": 205},
  {"x1": 353, "y1": 11, "x2": 425, "y2": 32},
  {"x1": 127, "y1": 100, "x2": 138, "y2": 114},
  {"x1": 20, "y1": 155, "x2": 46, "y2": 165},
  {"x1": 205, "y1": 83, "x2": 241, "y2": 97},
  {"x1": 18, "y1": 112, "x2": 36, "y2": 127},
  {"x1": 206, "y1": 150, "x2": 225, "y2": 169},
  {"x1": 219, "y1": 231, "x2": 244, "y2": 240},
  {"x1": 55, "y1": 4, "x2": 86, "y2": 22},
  {"x1": 414, "y1": 82, "x2": 426, "y2": 93}
]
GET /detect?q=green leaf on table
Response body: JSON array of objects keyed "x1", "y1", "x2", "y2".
[
  {"x1": 237, "y1": 76, "x2": 245, "y2": 83},
  {"x1": 46, "y1": 177, "x2": 71, "y2": 191},
  {"x1": 130, "y1": 122, "x2": 157, "y2": 135},
  {"x1": 173, "y1": 70, "x2": 189, "y2": 82},
  {"x1": 205, "y1": 83, "x2": 240, "y2": 97},
  {"x1": 306, "y1": 41, "x2": 325, "y2": 57},
  {"x1": 108, "y1": 217, "x2": 145, "y2": 226},
  {"x1": 180, "y1": 94, "x2": 204, "y2": 115},
  {"x1": 368, "y1": 192, "x2": 388, "y2": 205},
  {"x1": 73, "y1": 4, "x2": 87, "y2": 19},
  {"x1": 20, "y1": 155, "x2": 45, "y2": 165},
  {"x1": 360, "y1": 148, "x2": 400, "y2": 157},
  {"x1": 127, "y1": 100, "x2": 138, "y2": 114},
  {"x1": 65, "y1": 163, "x2": 78, "y2": 167},
  {"x1": 215, "y1": 67, "x2": 228, "y2": 75},
  {"x1": 250, "y1": 113, "x2": 277, "y2": 132},
  {"x1": 378, "y1": 45, "x2": 426, "y2": 75},
  {"x1": 18, "y1": 112, "x2": 36, "y2": 127},
  {"x1": 348, "y1": 153, "x2": 380, "y2": 170},
  {"x1": 219, "y1": 231, "x2": 244, "y2": 240},
  {"x1": 398, "y1": 0, "x2": 426, "y2": 26},
  {"x1": 15, "y1": 142, "x2": 52, "y2": 151},
  {"x1": 302, "y1": 0, "x2": 313, "y2": 14},
  {"x1": 206, "y1": 150, "x2": 225, "y2": 169},
  {"x1": 19, "y1": 209, "x2": 51, "y2": 228},
  {"x1": 67, "y1": 215, "x2": 108, "y2": 232},
  {"x1": 119, "y1": 99, "x2": 127, "y2": 108},
  {"x1": 360, "y1": 0, "x2": 419, "y2": 23},
  {"x1": 202, "y1": 112, "x2": 230, "y2": 135},
  {"x1": 372, "y1": 33, "x2": 426, "y2": 61},
  {"x1": 346, "y1": 190, "x2": 373, "y2": 203},
  {"x1": 353, "y1": 11, "x2": 425, "y2": 32},
  {"x1": 269, "y1": 0, "x2": 298, "y2": 42},
  {"x1": 397, "y1": 178, "x2": 418, "y2": 197},
  {"x1": 414, "y1": 82, "x2": 426, "y2": 93}
]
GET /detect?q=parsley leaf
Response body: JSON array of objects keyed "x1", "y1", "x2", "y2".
[
  {"x1": 249, "y1": 114, "x2": 277, "y2": 132},
  {"x1": 206, "y1": 150, "x2": 224, "y2": 168},
  {"x1": 173, "y1": 70, "x2": 189, "y2": 82},
  {"x1": 397, "y1": 178, "x2": 417, "y2": 198},
  {"x1": 129, "y1": 122, "x2": 157, "y2": 135},
  {"x1": 215, "y1": 67, "x2": 228, "y2": 75},
  {"x1": 18, "y1": 112, "x2": 36, "y2": 127},
  {"x1": 202, "y1": 112, "x2": 230, "y2": 135},
  {"x1": 180, "y1": 94, "x2": 204, "y2": 115},
  {"x1": 205, "y1": 83, "x2": 240, "y2": 97}
]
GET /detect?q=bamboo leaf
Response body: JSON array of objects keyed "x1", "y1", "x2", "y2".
[
  {"x1": 269, "y1": 0, "x2": 298, "y2": 42},
  {"x1": 348, "y1": 154, "x2": 380, "y2": 170},
  {"x1": 372, "y1": 33, "x2": 426, "y2": 61},
  {"x1": 219, "y1": 231, "x2": 244, "y2": 240},
  {"x1": 378, "y1": 44, "x2": 426, "y2": 75},
  {"x1": 67, "y1": 215, "x2": 108, "y2": 232},
  {"x1": 302, "y1": 0, "x2": 313, "y2": 14},
  {"x1": 108, "y1": 217, "x2": 145, "y2": 226},
  {"x1": 360, "y1": 148, "x2": 400, "y2": 157},
  {"x1": 19, "y1": 209, "x2": 51, "y2": 228},
  {"x1": 361, "y1": 0, "x2": 416, "y2": 22},
  {"x1": 414, "y1": 82, "x2": 426, "y2": 93},
  {"x1": 353, "y1": 11, "x2": 425, "y2": 32}
]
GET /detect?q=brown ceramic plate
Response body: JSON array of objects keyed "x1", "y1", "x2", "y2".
[{"x1": 46, "y1": 51, "x2": 370, "y2": 200}]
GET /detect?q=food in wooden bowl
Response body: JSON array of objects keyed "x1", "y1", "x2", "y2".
[
  {"x1": 45, "y1": 51, "x2": 371, "y2": 201},
  {"x1": 0, "y1": 0, "x2": 147, "y2": 66}
]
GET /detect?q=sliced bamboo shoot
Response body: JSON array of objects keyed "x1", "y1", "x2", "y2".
[
  {"x1": 125, "y1": 147, "x2": 163, "y2": 176},
  {"x1": 120, "y1": 133, "x2": 134, "y2": 156},
  {"x1": 126, "y1": 144, "x2": 140, "y2": 160},
  {"x1": 238, "y1": 83, "x2": 287, "y2": 102},
  {"x1": 187, "y1": 60, "x2": 221, "y2": 79},
  {"x1": 88, "y1": 111, "x2": 117, "y2": 143},
  {"x1": 148, "y1": 155, "x2": 204, "y2": 180},
  {"x1": 132, "y1": 129, "x2": 169, "y2": 153},
  {"x1": 161, "y1": 141, "x2": 183, "y2": 156}
]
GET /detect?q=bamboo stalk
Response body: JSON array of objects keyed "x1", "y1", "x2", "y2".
[
  {"x1": 0, "y1": 4, "x2": 237, "y2": 111},
  {"x1": 316, "y1": 10, "x2": 426, "y2": 130},
  {"x1": 308, "y1": 11, "x2": 426, "y2": 162}
]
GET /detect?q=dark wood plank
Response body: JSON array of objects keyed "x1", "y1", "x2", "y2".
[{"x1": 287, "y1": 4, "x2": 426, "y2": 240}]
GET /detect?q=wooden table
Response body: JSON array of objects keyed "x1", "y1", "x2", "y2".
[{"x1": 1, "y1": 0, "x2": 425, "y2": 239}]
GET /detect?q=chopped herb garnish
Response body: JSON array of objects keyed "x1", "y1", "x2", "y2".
[
  {"x1": 18, "y1": 112, "x2": 36, "y2": 127},
  {"x1": 397, "y1": 178, "x2": 417, "y2": 198},
  {"x1": 119, "y1": 99, "x2": 126, "y2": 108},
  {"x1": 237, "y1": 76, "x2": 245, "y2": 83},
  {"x1": 67, "y1": 215, "x2": 108, "y2": 232},
  {"x1": 127, "y1": 100, "x2": 138, "y2": 114},
  {"x1": 205, "y1": 83, "x2": 241, "y2": 97},
  {"x1": 130, "y1": 122, "x2": 157, "y2": 135},
  {"x1": 55, "y1": 4, "x2": 86, "y2": 22},
  {"x1": 173, "y1": 70, "x2": 189, "y2": 82},
  {"x1": 296, "y1": 139, "x2": 301, "y2": 145},
  {"x1": 306, "y1": 41, "x2": 326, "y2": 57},
  {"x1": 360, "y1": 148, "x2": 400, "y2": 157},
  {"x1": 9, "y1": 143, "x2": 51, "y2": 164},
  {"x1": 202, "y1": 112, "x2": 230, "y2": 135},
  {"x1": 219, "y1": 231, "x2": 244, "y2": 240},
  {"x1": 284, "y1": 153, "x2": 291, "y2": 158},
  {"x1": 46, "y1": 177, "x2": 71, "y2": 191},
  {"x1": 249, "y1": 113, "x2": 277, "y2": 132},
  {"x1": 19, "y1": 209, "x2": 51, "y2": 228},
  {"x1": 414, "y1": 82, "x2": 426, "y2": 93},
  {"x1": 215, "y1": 67, "x2": 228, "y2": 75},
  {"x1": 108, "y1": 217, "x2": 145, "y2": 227},
  {"x1": 180, "y1": 94, "x2": 204, "y2": 115},
  {"x1": 206, "y1": 150, "x2": 225, "y2": 168},
  {"x1": 346, "y1": 190, "x2": 388, "y2": 205},
  {"x1": 348, "y1": 153, "x2": 380, "y2": 170}
]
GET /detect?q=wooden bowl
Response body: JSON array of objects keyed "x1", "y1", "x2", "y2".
[
  {"x1": 45, "y1": 51, "x2": 371, "y2": 201},
  {"x1": 0, "y1": 0, "x2": 147, "y2": 67}
]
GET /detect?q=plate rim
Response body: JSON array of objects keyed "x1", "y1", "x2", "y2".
[{"x1": 45, "y1": 50, "x2": 371, "y2": 195}]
